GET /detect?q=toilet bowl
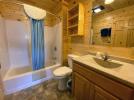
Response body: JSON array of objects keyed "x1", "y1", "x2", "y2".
[{"x1": 53, "y1": 54, "x2": 79, "y2": 91}]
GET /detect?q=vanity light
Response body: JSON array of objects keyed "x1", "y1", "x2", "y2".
[
  {"x1": 105, "y1": 0, "x2": 114, "y2": 4},
  {"x1": 92, "y1": 6, "x2": 105, "y2": 13}
]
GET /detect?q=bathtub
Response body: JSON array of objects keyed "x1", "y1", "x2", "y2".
[{"x1": 3, "y1": 64, "x2": 61, "y2": 95}]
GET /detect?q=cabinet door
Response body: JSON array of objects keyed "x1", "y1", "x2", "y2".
[
  {"x1": 94, "y1": 86, "x2": 119, "y2": 100},
  {"x1": 73, "y1": 73, "x2": 94, "y2": 100},
  {"x1": 126, "y1": 29, "x2": 134, "y2": 47},
  {"x1": 113, "y1": 30, "x2": 127, "y2": 47}
]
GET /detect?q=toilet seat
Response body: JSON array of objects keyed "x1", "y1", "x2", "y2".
[{"x1": 53, "y1": 66, "x2": 72, "y2": 77}]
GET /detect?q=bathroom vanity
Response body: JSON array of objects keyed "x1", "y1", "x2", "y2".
[{"x1": 72, "y1": 55, "x2": 134, "y2": 100}]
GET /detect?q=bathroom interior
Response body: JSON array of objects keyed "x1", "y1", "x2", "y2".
[{"x1": 0, "y1": 0, "x2": 134, "y2": 100}]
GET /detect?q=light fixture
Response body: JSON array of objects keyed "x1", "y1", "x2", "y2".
[
  {"x1": 92, "y1": 6, "x2": 105, "y2": 13},
  {"x1": 94, "y1": 8, "x2": 102, "y2": 13},
  {"x1": 105, "y1": 0, "x2": 114, "y2": 4}
]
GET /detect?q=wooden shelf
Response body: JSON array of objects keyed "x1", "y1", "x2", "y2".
[
  {"x1": 68, "y1": 24, "x2": 78, "y2": 29},
  {"x1": 67, "y1": 3, "x2": 84, "y2": 37},
  {"x1": 68, "y1": 14, "x2": 78, "y2": 21},
  {"x1": 70, "y1": 34, "x2": 83, "y2": 37}
]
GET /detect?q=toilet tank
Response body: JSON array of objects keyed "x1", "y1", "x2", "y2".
[{"x1": 68, "y1": 54, "x2": 79, "y2": 68}]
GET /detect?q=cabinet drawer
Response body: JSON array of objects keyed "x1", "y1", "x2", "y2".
[
  {"x1": 73, "y1": 62, "x2": 134, "y2": 100},
  {"x1": 94, "y1": 86, "x2": 119, "y2": 100}
]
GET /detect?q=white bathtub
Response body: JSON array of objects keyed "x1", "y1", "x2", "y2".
[{"x1": 3, "y1": 64, "x2": 61, "y2": 95}]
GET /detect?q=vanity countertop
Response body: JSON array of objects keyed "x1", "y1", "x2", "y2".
[{"x1": 73, "y1": 55, "x2": 134, "y2": 88}]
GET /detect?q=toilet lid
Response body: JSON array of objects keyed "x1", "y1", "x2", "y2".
[{"x1": 53, "y1": 67, "x2": 72, "y2": 77}]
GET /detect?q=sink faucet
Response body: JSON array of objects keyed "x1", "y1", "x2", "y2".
[{"x1": 100, "y1": 52, "x2": 109, "y2": 61}]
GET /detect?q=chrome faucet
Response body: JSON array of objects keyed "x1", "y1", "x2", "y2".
[{"x1": 100, "y1": 52, "x2": 109, "y2": 61}]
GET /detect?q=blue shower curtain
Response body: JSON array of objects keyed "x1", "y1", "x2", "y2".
[{"x1": 30, "y1": 18, "x2": 45, "y2": 70}]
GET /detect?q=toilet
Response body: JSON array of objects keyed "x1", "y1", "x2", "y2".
[{"x1": 53, "y1": 54, "x2": 79, "y2": 91}]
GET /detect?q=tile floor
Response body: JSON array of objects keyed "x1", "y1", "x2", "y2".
[{"x1": 4, "y1": 80, "x2": 73, "y2": 100}]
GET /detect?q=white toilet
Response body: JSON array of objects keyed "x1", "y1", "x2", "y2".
[{"x1": 53, "y1": 54, "x2": 79, "y2": 91}]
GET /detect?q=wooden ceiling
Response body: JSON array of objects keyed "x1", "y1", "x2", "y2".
[
  {"x1": 0, "y1": 0, "x2": 62, "y2": 14},
  {"x1": 0, "y1": 0, "x2": 90, "y2": 20},
  {"x1": 17, "y1": 0, "x2": 62, "y2": 14},
  {"x1": 0, "y1": 0, "x2": 27, "y2": 20},
  {"x1": 0, "y1": 0, "x2": 59, "y2": 26},
  {"x1": 93, "y1": 0, "x2": 134, "y2": 14},
  {"x1": 0, "y1": 0, "x2": 90, "y2": 16}
]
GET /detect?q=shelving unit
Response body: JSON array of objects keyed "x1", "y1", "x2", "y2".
[
  {"x1": 68, "y1": 24, "x2": 78, "y2": 29},
  {"x1": 67, "y1": 3, "x2": 84, "y2": 36},
  {"x1": 68, "y1": 14, "x2": 78, "y2": 21}
]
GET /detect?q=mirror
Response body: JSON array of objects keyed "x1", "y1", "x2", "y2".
[{"x1": 91, "y1": 0, "x2": 134, "y2": 47}]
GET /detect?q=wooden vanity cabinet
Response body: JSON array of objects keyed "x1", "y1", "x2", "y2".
[
  {"x1": 94, "y1": 86, "x2": 119, "y2": 100},
  {"x1": 73, "y1": 73, "x2": 94, "y2": 100},
  {"x1": 72, "y1": 62, "x2": 134, "y2": 100}
]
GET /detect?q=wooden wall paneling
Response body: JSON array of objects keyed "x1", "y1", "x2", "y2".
[
  {"x1": 83, "y1": 0, "x2": 92, "y2": 44},
  {"x1": 128, "y1": 17, "x2": 134, "y2": 27},
  {"x1": 45, "y1": 13, "x2": 59, "y2": 27},
  {"x1": 61, "y1": 4, "x2": 70, "y2": 64},
  {"x1": 0, "y1": 1, "x2": 27, "y2": 21},
  {"x1": 71, "y1": 43, "x2": 134, "y2": 60}
]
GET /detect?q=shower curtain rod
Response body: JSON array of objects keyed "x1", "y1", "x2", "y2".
[{"x1": 13, "y1": 2, "x2": 62, "y2": 20}]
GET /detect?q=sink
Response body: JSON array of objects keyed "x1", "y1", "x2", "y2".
[{"x1": 93, "y1": 57, "x2": 122, "y2": 68}]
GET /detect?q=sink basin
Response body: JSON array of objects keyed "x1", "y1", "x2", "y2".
[{"x1": 93, "y1": 57, "x2": 122, "y2": 68}]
